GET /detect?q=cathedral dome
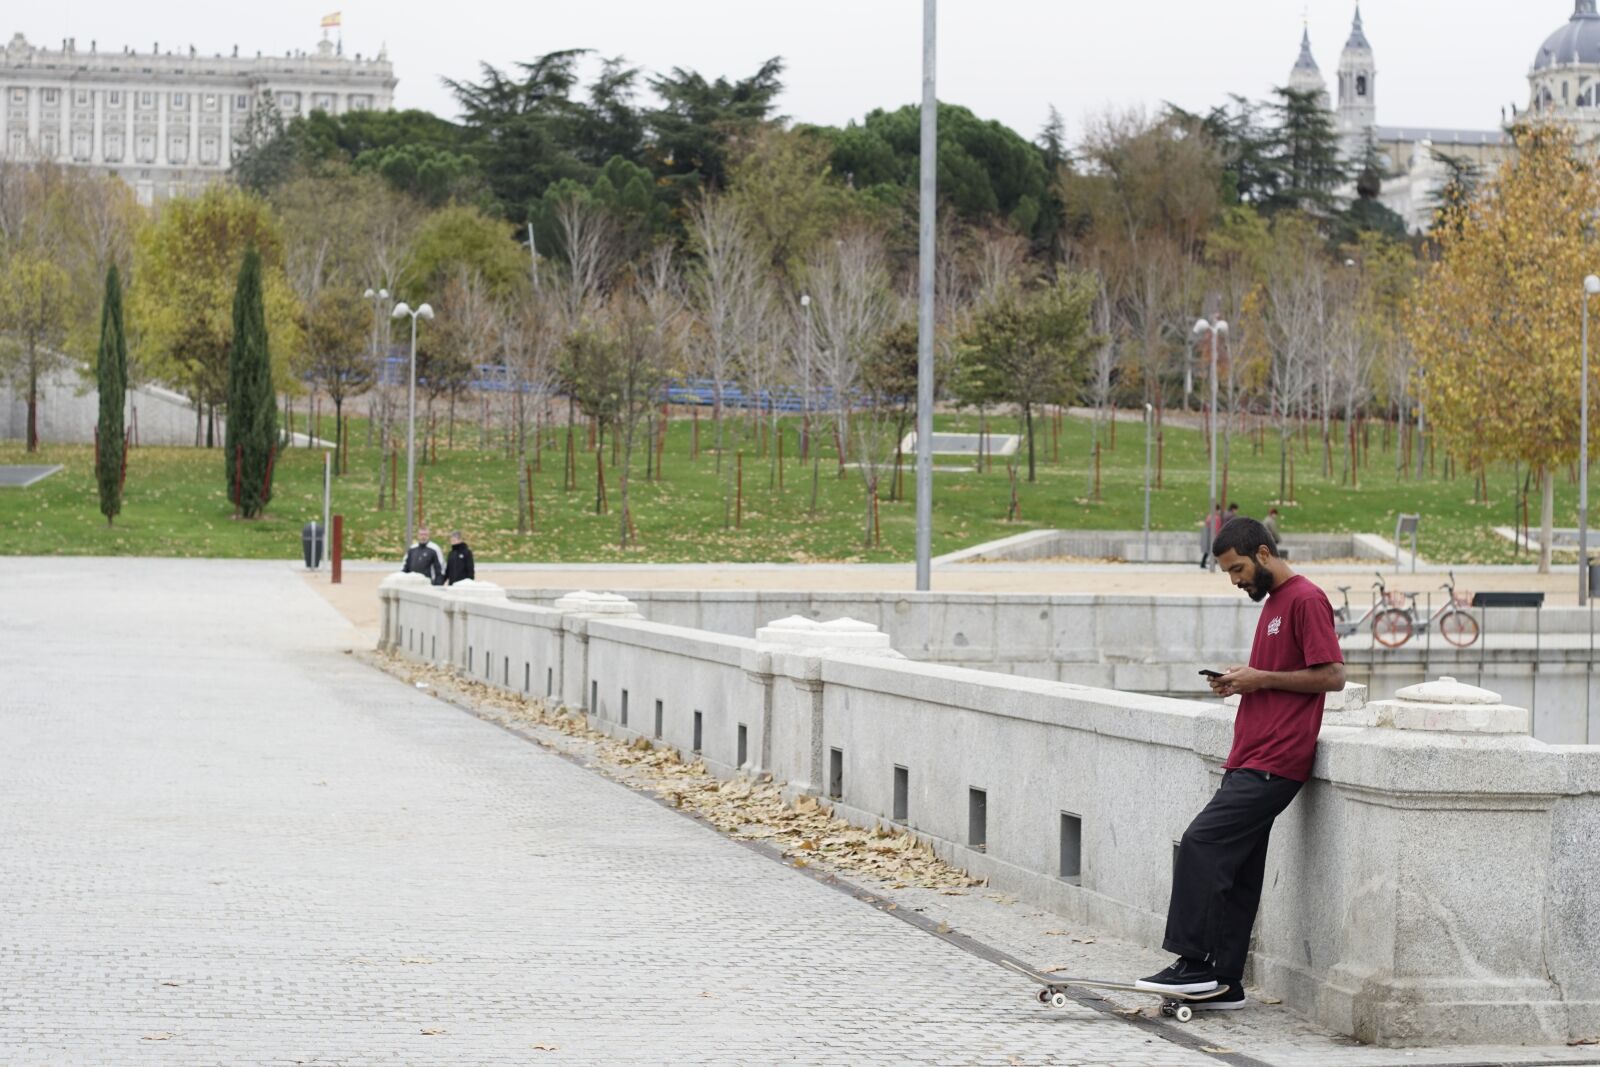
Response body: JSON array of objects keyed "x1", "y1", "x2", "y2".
[{"x1": 1533, "y1": 0, "x2": 1600, "y2": 71}]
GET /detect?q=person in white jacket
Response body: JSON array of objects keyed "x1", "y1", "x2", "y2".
[{"x1": 401, "y1": 526, "x2": 446, "y2": 584}]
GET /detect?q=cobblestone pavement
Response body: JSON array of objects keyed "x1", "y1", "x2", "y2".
[
  {"x1": 5, "y1": 559, "x2": 1597, "y2": 1067},
  {"x1": 0, "y1": 560, "x2": 1214, "y2": 1066}
]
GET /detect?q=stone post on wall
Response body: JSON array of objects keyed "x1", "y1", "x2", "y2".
[
  {"x1": 551, "y1": 591, "x2": 641, "y2": 714},
  {"x1": 752, "y1": 616, "x2": 902, "y2": 796},
  {"x1": 441, "y1": 579, "x2": 506, "y2": 670},
  {"x1": 1294, "y1": 676, "x2": 1556, "y2": 1045},
  {"x1": 376, "y1": 572, "x2": 436, "y2": 653}
]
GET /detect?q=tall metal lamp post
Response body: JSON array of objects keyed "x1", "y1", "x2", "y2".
[
  {"x1": 392, "y1": 300, "x2": 434, "y2": 549},
  {"x1": 1191, "y1": 318, "x2": 1228, "y2": 520},
  {"x1": 1582, "y1": 275, "x2": 1599, "y2": 604},
  {"x1": 913, "y1": 0, "x2": 938, "y2": 591},
  {"x1": 1143, "y1": 402, "x2": 1154, "y2": 563}
]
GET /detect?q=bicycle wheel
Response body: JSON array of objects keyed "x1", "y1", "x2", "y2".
[
  {"x1": 1372, "y1": 608, "x2": 1413, "y2": 648},
  {"x1": 1440, "y1": 609, "x2": 1480, "y2": 648}
]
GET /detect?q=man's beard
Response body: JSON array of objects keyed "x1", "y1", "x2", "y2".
[{"x1": 1244, "y1": 562, "x2": 1273, "y2": 601}]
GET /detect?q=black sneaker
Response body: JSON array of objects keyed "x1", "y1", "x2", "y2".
[
  {"x1": 1190, "y1": 983, "x2": 1247, "y2": 1011},
  {"x1": 1134, "y1": 957, "x2": 1219, "y2": 994}
]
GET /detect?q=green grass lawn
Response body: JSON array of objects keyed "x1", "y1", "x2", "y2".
[{"x1": 0, "y1": 407, "x2": 1566, "y2": 564}]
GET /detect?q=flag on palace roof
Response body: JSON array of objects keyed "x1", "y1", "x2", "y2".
[{"x1": 321, "y1": 12, "x2": 342, "y2": 28}]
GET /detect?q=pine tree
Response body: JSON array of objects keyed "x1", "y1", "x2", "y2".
[
  {"x1": 1267, "y1": 87, "x2": 1347, "y2": 217},
  {"x1": 94, "y1": 266, "x2": 127, "y2": 525},
  {"x1": 226, "y1": 248, "x2": 278, "y2": 518}
]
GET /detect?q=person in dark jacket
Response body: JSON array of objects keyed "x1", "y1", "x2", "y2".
[
  {"x1": 444, "y1": 529, "x2": 476, "y2": 586},
  {"x1": 402, "y1": 526, "x2": 445, "y2": 585}
]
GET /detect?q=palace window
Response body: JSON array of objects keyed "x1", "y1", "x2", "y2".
[
  {"x1": 107, "y1": 91, "x2": 121, "y2": 107},
  {"x1": 233, "y1": 94, "x2": 249, "y2": 110},
  {"x1": 104, "y1": 133, "x2": 123, "y2": 162},
  {"x1": 313, "y1": 93, "x2": 334, "y2": 111},
  {"x1": 170, "y1": 92, "x2": 187, "y2": 109},
  {"x1": 203, "y1": 93, "x2": 218, "y2": 111},
  {"x1": 168, "y1": 135, "x2": 188, "y2": 164},
  {"x1": 199, "y1": 135, "x2": 219, "y2": 165},
  {"x1": 72, "y1": 131, "x2": 91, "y2": 161},
  {"x1": 348, "y1": 94, "x2": 371, "y2": 111},
  {"x1": 277, "y1": 91, "x2": 299, "y2": 112},
  {"x1": 1356, "y1": 75, "x2": 1367, "y2": 97},
  {"x1": 138, "y1": 91, "x2": 154, "y2": 109},
  {"x1": 42, "y1": 88, "x2": 58, "y2": 105},
  {"x1": 74, "y1": 89, "x2": 89, "y2": 106},
  {"x1": 8, "y1": 87, "x2": 25, "y2": 105}
]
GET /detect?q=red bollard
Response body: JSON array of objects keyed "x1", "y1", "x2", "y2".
[{"x1": 331, "y1": 514, "x2": 343, "y2": 584}]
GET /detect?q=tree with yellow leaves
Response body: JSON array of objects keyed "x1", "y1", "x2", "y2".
[{"x1": 1409, "y1": 123, "x2": 1600, "y2": 573}]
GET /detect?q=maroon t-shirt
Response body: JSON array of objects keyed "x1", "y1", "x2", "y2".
[{"x1": 1225, "y1": 574, "x2": 1344, "y2": 782}]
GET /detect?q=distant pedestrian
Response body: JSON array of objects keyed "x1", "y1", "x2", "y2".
[
  {"x1": 1263, "y1": 507, "x2": 1281, "y2": 546},
  {"x1": 1226, "y1": 502, "x2": 1240, "y2": 525},
  {"x1": 402, "y1": 525, "x2": 445, "y2": 585},
  {"x1": 445, "y1": 529, "x2": 476, "y2": 586},
  {"x1": 1200, "y1": 505, "x2": 1224, "y2": 569}
]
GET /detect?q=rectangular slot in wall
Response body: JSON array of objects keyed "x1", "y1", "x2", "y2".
[
  {"x1": 468, "y1": 644, "x2": 474, "y2": 670},
  {"x1": 546, "y1": 667, "x2": 553, "y2": 696},
  {"x1": 503, "y1": 656, "x2": 509, "y2": 686},
  {"x1": 485, "y1": 651, "x2": 491, "y2": 679},
  {"x1": 654, "y1": 699, "x2": 663, "y2": 740},
  {"x1": 968, "y1": 788, "x2": 988, "y2": 851},
  {"x1": 1059, "y1": 812, "x2": 1082, "y2": 883},
  {"x1": 736, "y1": 723, "x2": 748, "y2": 767},
  {"x1": 621, "y1": 688, "x2": 629, "y2": 726},
  {"x1": 693, "y1": 711, "x2": 703, "y2": 753},
  {"x1": 893, "y1": 765, "x2": 909, "y2": 822},
  {"x1": 828, "y1": 748, "x2": 844, "y2": 800},
  {"x1": 590, "y1": 680, "x2": 597, "y2": 715},
  {"x1": 524, "y1": 663, "x2": 530, "y2": 692},
  {"x1": 430, "y1": 635, "x2": 436, "y2": 659}
]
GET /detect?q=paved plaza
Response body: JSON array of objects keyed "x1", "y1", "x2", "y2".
[{"x1": 4, "y1": 559, "x2": 1599, "y2": 1066}]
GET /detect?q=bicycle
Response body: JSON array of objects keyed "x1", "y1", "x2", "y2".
[
  {"x1": 1333, "y1": 572, "x2": 1413, "y2": 648},
  {"x1": 1391, "y1": 570, "x2": 1480, "y2": 649}
]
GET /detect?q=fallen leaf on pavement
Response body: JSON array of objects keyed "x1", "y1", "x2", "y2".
[
  {"x1": 531, "y1": 1043, "x2": 559, "y2": 1051},
  {"x1": 401, "y1": 957, "x2": 436, "y2": 965},
  {"x1": 420, "y1": 1027, "x2": 446, "y2": 1035},
  {"x1": 141, "y1": 1033, "x2": 175, "y2": 1041}
]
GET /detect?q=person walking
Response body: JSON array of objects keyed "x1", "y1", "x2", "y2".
[
  {"x1": 444, "y1": 529, "x2": 476, "y2": 586},
  {"x1": 1135, "y1": 517, "x2": 1344, "y2": 1009},
  {"x1": 402, "y1": 525, "x2": 445, "y2": 585},
  {"x1": 1263, "y1": 507, "x2": 1281, "y2": 545},
  {"x1": 1225, "y1": 502, "x2": 1239, "y2": 525},
  {"x1": 1199, "y1": 504, "x2": 1224, "y2": 569}
]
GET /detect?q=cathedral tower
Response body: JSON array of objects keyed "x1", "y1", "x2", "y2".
[{"x1": 1337, "y1": 5, "x2": 1377, "y2": 155}]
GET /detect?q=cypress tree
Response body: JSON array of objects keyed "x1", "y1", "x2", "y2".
[
  {"x1": 95, "y1": 265, "x2": 127, "y2": 525},
  {"x1": 226, "y1": 248, "x2": 277, "y2": 518}
]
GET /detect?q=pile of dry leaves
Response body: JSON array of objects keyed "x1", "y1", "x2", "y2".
[{"x1": 379, "y1": 653, "x2": 983, "y2": 892}]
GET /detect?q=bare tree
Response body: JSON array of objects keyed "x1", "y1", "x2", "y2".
[
  {"x1": 804, "y1": 230, "x2": 894, "y2": 538},
  {"x1": 687, "y1": 193, "x2": 769, "y2": 473}
]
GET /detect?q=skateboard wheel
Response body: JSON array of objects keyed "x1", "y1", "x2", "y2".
[
  {"x1": 1036, "y1": 988, "x2": 1052, "y2": 1005},
  {"x1": 1049, "y1": 991, "x2": 1068, "y2": 1009},
  {"x1": 1174, "y1": 1005, "x2": 1193, "y2": 1023},
  {"x1": 1160, "y1": 1003, "x2": 1175, "y2": 1017}
]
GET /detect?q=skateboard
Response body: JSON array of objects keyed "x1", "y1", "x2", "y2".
[{"x1": 999, "y1": 958, "x2": 1232, "y2": 1023}]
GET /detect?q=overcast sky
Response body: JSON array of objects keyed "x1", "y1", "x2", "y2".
[{"x1": 30, "y1": 1, "x2": 1574, "y2": 141}]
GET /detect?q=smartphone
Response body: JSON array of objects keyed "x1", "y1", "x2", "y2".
[{"x1": 1198, "y1": 669, "x2": 1224, "y2": 679}]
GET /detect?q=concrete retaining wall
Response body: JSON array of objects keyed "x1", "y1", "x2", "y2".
[
  {"x1": 505, "y1": 587, "x2": 1595, "y2": 744},
  {"x1": 935, "y1": 528, "x2": 1398, "y2": 565},
  {"x1": 381, "y1": 576, "x2": 1600, "y2": 1048},
  {"x1": 2, "y1": 367, "x2": 209, "y2": 446}
]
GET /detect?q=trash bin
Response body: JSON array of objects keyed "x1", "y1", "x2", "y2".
[{"x1": 301, "y1": 521, "x2": 323, "y2": 570}]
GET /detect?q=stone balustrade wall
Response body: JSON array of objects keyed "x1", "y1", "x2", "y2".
[{"x1": 379, "y1": 576, "x2": 1600, "y2": 1048}]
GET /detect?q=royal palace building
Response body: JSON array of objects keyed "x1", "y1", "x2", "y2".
[{"x1": 0, "y1": 31, "x2": 395, "y2": 204}]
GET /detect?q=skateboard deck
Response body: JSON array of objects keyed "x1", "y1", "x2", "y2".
[{"x1": 999, "y1": 958, "x2": 1231, "y2": 1022}]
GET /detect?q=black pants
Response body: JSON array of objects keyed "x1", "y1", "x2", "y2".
[{"x1": 1162, "y1": 768, "x2": 1303, "y2": 981}]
